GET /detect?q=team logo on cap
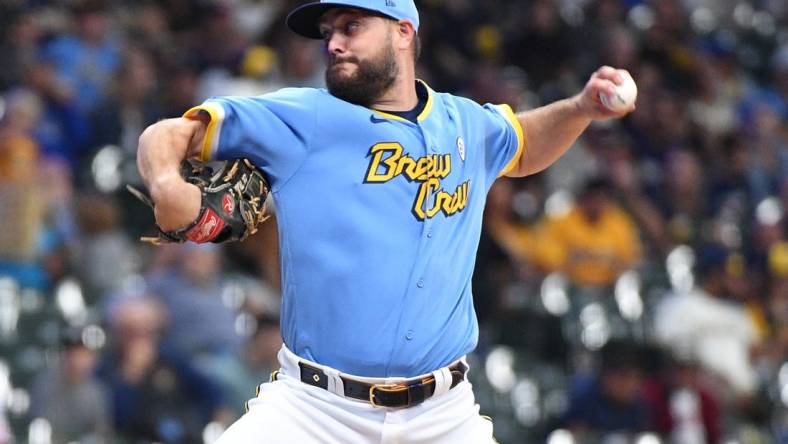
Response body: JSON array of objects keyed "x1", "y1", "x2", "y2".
[
  {"x1": 385, "y1": 0, "x2": 396, "y2": 6},
  {"x1": 457, "y1": 137, "x2": 466, "y2": 161}
]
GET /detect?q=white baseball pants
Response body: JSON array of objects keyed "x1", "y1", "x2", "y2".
[{"x1": 215, "y1": 345, "x2": 496, "y2": 444}]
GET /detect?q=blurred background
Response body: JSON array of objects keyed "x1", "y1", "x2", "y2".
[{"x1": 0, "y1": 0, "x2": 787, "y2": 443}]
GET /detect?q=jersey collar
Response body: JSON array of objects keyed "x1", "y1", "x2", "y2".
[{"x1": 370, "y1": 80, "x2": 434, "y2": 123}]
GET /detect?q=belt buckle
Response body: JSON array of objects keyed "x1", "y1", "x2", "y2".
[{"x1": 368, "y1": 383, "x2": 407, "y2": 408}]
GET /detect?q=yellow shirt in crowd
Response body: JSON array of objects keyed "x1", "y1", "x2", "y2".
[{"x1": 535, "y1": 205, "x2": 642, "y2": 287}]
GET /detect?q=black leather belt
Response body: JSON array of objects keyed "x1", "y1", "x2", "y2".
[{"x1": 298, "y1": 361, "x2": 468, "y2": 408}]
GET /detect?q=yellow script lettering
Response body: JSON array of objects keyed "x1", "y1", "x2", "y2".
[
  {"x1": 365, "y1": 143, "x2": 403, "y2": 182},
  {"x1": 365, "y1": 143, "x2": 467, "y2": 220}
]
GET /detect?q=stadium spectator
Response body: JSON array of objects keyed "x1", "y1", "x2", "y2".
[
  {"x1": 198, "y1": 314, "x2": 283, "y2": 418},
  {"x1": 642, "y1": 351, "x2": 722, "y2": 444},
  {"x1": 98, "y1": 296, "x2": 231, "y2": 443},
  {"x1": 0, "y1": 87, "x2": 74, "y2": 291},
  {"x1": 0, "y1": 89, "x2": 43, "y2": 269},
  {"x1": 655, "y1": 245, "x2": 762, "y2": 397},
  {"x1": 39, "y1": 0, "x2": 121, "y2": 114},
  {"x1": 0, "y1": 10, "x2": 42, "y2": 92},
  {"x1": 653, "y1": 149, "x2": 707, "y2": 247},
  {"x1": 741, "y1": 97, "x2": 788, "y2": 203},
  {"x1": 72, "y1": 193, "x2": 139, "y2": 301},
  {"x1": 146, "y1": 244, "x2": 243, "y2": 359},
  {"x1": 23, "y1": 58, "x2": 90, "y2": 168},
  {"x1": 29, "y1": 326, "x2": 113, "y2": 444},
  {"x1": 90, "y1": 46, "x2": 164, "y2": 154},
  {"x1": 558, "y1": 340, "x2": 651, "y2": 439},
  {"x1": 532, "y1": 176, "x2": 642, "y2": 289}
]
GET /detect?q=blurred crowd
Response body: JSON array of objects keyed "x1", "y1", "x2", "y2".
[{"x1": 0, "y1": 0, "x2": 786, "y2": 443}]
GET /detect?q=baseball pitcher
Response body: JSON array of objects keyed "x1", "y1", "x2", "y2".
[{"x1": 135, "y1": 0, "x2": 636, "y2": 442}]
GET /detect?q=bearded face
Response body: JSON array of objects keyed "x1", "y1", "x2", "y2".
[{"x1": 325, "y1": 32, "x2": 398, "y2": 107}]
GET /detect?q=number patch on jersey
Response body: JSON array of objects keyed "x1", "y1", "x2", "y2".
[{"x1": 364, "y1": 142, "x2": 469, "y2": 220}]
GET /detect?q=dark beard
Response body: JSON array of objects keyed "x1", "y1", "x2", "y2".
[{"x1": 325, "y1": 43, "x2": 397, "y2": 107}]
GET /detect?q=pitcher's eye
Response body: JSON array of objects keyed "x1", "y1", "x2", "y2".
[{"x1": 345, "y1": 21, "x2": 360, "y2": 35}]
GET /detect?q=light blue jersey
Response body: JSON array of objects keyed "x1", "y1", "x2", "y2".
[{"x1": 184, "y1": 81, "x2": 524, "y2": 377}]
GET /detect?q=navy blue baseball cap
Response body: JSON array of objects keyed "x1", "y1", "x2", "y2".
[{"x1": 287, "y1": 0, "x2": 420, "y2": 40}]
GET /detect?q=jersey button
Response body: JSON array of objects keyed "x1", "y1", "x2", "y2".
[
  {"x1": 416, "y1": 279, "x2": 424, "y2": 288},
  {"x1": 426, "y1": 230, "x2": 433, "y2": 238},
  {"x1": 405, "y1": 330, "x2": 414, "y2": 340}
]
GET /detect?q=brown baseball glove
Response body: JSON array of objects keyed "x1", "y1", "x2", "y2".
[{"x1": 128, "y1": 158, "x2": 269, "y2": 245}]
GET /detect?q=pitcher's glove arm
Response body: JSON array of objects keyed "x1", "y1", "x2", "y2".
[{"x1": 128, "y1": 158, "x2": 269, "y2": 244}]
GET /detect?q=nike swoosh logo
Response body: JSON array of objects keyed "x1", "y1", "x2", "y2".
[{"x1": 370, "y1": 115, "x2": 388, "y2": 124}]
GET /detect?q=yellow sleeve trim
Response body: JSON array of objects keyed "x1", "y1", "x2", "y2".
[
  {"x1": 183, "y1": 103, "x2": 223, "y2": 162},
  {"x1": 496, "y1": 104, "x2": 526, "y2": 177}
]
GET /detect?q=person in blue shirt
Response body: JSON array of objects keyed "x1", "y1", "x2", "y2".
[
  {"x1": 136, "y1": 1, "x2": 635, "y2": 442},
  {"x1": 558, "y1": 340, "x2": 651, "y2": 440}
]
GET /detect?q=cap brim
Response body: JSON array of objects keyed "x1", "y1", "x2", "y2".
[{"x1": 286, "y1": 2, "x2": 397, "y2": 39}]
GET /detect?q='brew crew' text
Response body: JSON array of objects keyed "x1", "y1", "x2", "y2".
[{"x1": 365, "y1": 143, "x2": 469, "y2": 220}]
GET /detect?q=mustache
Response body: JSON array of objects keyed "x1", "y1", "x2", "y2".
[{"x1": 328, "y1": 56, "x2": 359, "y2": 67}]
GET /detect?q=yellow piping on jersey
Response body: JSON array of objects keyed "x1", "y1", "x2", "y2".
[
  {"x1": 368, "y1": 80, "x2": 434, "y2": 123},
  {"x1": 496, "y1": 103, "x2": 525, "y2": 177},
  {"x1": 416, "y1": 80, "x2": 434, "y2": 121},
  {"x1": 372, "y1": 109, "x2": 410, "y2": 122},
  {"x1": 183, "y1": 103, "x2": 222, "y2": 162}
]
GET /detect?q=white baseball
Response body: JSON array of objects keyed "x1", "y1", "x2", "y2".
[{"x1": 599, "y1": 70, "x2": 637, "y2": 113}]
